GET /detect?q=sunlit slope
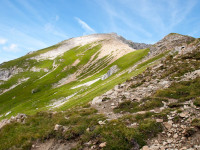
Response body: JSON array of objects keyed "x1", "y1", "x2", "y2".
[{"x1": 0, "y1": 33, "x2": 163, "y2": 119}]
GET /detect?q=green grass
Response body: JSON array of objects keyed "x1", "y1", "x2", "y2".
[
  {"x1": 155, "y1": 77, "x2": 200, "y2": 101},
  {"x1": 0, "y1": 107, "x2": 162, "y2": 150},
  {"x1": 136, "y1": 50, "x2": 169, "y2": 69},
  {"x1": 0, "y1": 44, "x2": 102, "y2": 117},
  {"x1": 114, "y1": 98, "x2": 166, "y2": 113},
  {"x1": 0, "y1": 44, "x2": 60, "y2": 69},
  {"x1": 0, "y1": 45, "x2": 167, "y2": 119},
  {"x1": 192, "y1": 118, "x2": 200, "y2": 128},
  {"x1": 194, "y1": 97, "x2": 200, "y2": 107}
]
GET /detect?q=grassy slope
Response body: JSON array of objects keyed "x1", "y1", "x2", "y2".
[
  {"x1": 0, "y1": 42, "x2": 168, "y2": 119},
  {"x1": 0, "y1": 108, "x2": 162, "y2": 150}
]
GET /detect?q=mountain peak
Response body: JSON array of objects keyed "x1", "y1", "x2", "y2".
[{"x1": 150, "y1": 33, "x2": 195, "y2": 55}]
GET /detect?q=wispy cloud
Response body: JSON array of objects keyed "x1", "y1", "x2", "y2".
[
  {"x1": 55, "y1": 15, "x2": 59, "y2": 21},
  {"x1": 75, "y1": 17, "x2": 96, "y2": 35},
  {"x1": 0, "y1": 38, "x2": 7, "y2": 45},
  {"x1": 44, "y1": 23, "x2": 68, "y2": 39},
  {"x1": 95, "y1": 0, "x2": 152, "y2": 41},
  {"x1": 168, "y1": 0, "x2": 197, "y2": 29},
  {"x1": 3, "y1": 44, "x2": 19, "y2": 52}
]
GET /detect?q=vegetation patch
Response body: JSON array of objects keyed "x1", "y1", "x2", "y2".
[
  {"x1": 155, "y1": 77, "x2": 200, "y2": 102},
  {"x1": 191, "y1": 118, "x2": 200, "y2": 128},
  {"x1": 114, "y1": 98, "x2": 165, "y2": 113},
  {"x1": 0, "y1": 107, "x2": 163, "y2": 150},
  {"x1": 194, "y1": 97, "x2": 200, "y2": 107}
]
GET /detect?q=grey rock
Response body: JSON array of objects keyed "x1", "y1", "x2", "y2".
[
  {"x1": 101, "y1": 65, "x2": 119, "y2": 80},
  {"x1": 0, "y1": 67, "x2": 24, "y2": 81}
]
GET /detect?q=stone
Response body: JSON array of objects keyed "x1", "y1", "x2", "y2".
[
  {"x1": 91, "y1": 97, "x2": 102, "y2": 105},
  {"x1": 167, "y1": 139, "x2": 173, "y2": 144},
  {"x1": 150, "y1": 145, "x2": 159, "y2": 150},
  {"x1": 99, "y1": 142, "x2": 106, "y2": 148},
  {"x1": 91, "y1": 145, "x2": 96, "y2": 149},
  {"x1": 173, "y1": 133, "x2": 178, "y2": 138},
  {"x1": 179, "y1": 112, "x2": 188, "y2": 118},
  {"x1": 54, "y1": 124, "x2": 62, "y2": 131},
  {"x1": 180, "y1": 147, "x2": 187, "y2": 150},
  {"x1": 163, "y1": 142, "x2": 167, "y2": 146},
  {"x1": 156, "y1": 119, "x2": 163, "y2": 123},
  {"x1": 130, "y1": 123, "x2": 137, "y2": 127},
  {"x1": 142, "y1": 146, "x2": 149, "y2": 150},
  {"x1": 98, "y1": 120, "x2": 106, "y2": 125},
  {"x1": 160, "y1": 146, "x2": 165, "y2": 150},
  {"x1": 111, "y1": 103, "x2": 115, "y2": 106},
  {"x1": 163, "y1": 121, "x2": 172, "y2": 129}
]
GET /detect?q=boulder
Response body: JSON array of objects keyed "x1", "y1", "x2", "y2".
[
  {"x1": 54, "y1": 124, "x2": 63, "y2": 131},
  {"x1": 91, "y1": 97, "x2": 102, "y2": 105},
  {"x1": 99, "y1": 142, "x2": 106, "y2": 148},
  {"x1": 142, "y1": 146, "x2": 149, "y2": 150},
  {"x1": 163, "y1": 121, "x2": 173, "y2": 129}
]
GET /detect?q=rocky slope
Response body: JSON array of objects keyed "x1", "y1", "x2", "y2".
[
  {"x1": 0, "y1": 33, "x2": 200, "y2": 150},
  {"x1": 91, "y1": 34, "x2": 200, "y2": 149}
]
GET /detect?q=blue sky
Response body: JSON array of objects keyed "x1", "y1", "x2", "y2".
[{"x1": 0, "y1": 0, "x2": 200, "y2": 63}]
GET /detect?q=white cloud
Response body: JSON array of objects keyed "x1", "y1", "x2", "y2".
[
  {"x1": 75, "y1": 17, "x2": 96, "y2": 34},
  {"x1": 3, "y1": 44, "x2": 20, "y2": 52},
  {"x1": 0, "y1": 38, "x2": 7, "y2": 45}
]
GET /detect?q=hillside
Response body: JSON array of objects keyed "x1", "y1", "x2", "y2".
[
  {"x1": 0, "y1": 33, "x2": 200, "y2": 150},
  {"x1": 0, "y1": 33, "x2": 151, "y2": 118}
]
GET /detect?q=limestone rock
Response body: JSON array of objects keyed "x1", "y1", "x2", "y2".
[
  {"x1": 54, "y1": 124, "x2": 62, "y2": 131},
  {"x1": 98, "y1": 120, "x2": 106, "y2": 125},
  {"x1": 91, "y1": 97, "x2": 102, "y2": 105},
  {"x1": 101, "y1": 65, "x2": 119, "y2": 80},
  {"x1": 142, "y1": 146, "x2": 149, "y2": 150},
  {"x1": 99, "y1": 142, "x2": 106, "y2": 148},
  {"x1": 163, "y1": 121, "x2": 173, "y2": 129}
]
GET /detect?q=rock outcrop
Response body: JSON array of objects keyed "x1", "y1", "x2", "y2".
[
  {"x1": 150, "y1": 33, "x2": 195, "y2": 55},
  {"x1": 101, "y1": 65, "x2": 119, "y2": 80},
  {"x1": 0, "y1": 113, "x2": 27, "y2": 130},
  {"x1": 0, "y1": 67, "x2": 24, "y2": 81}
]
